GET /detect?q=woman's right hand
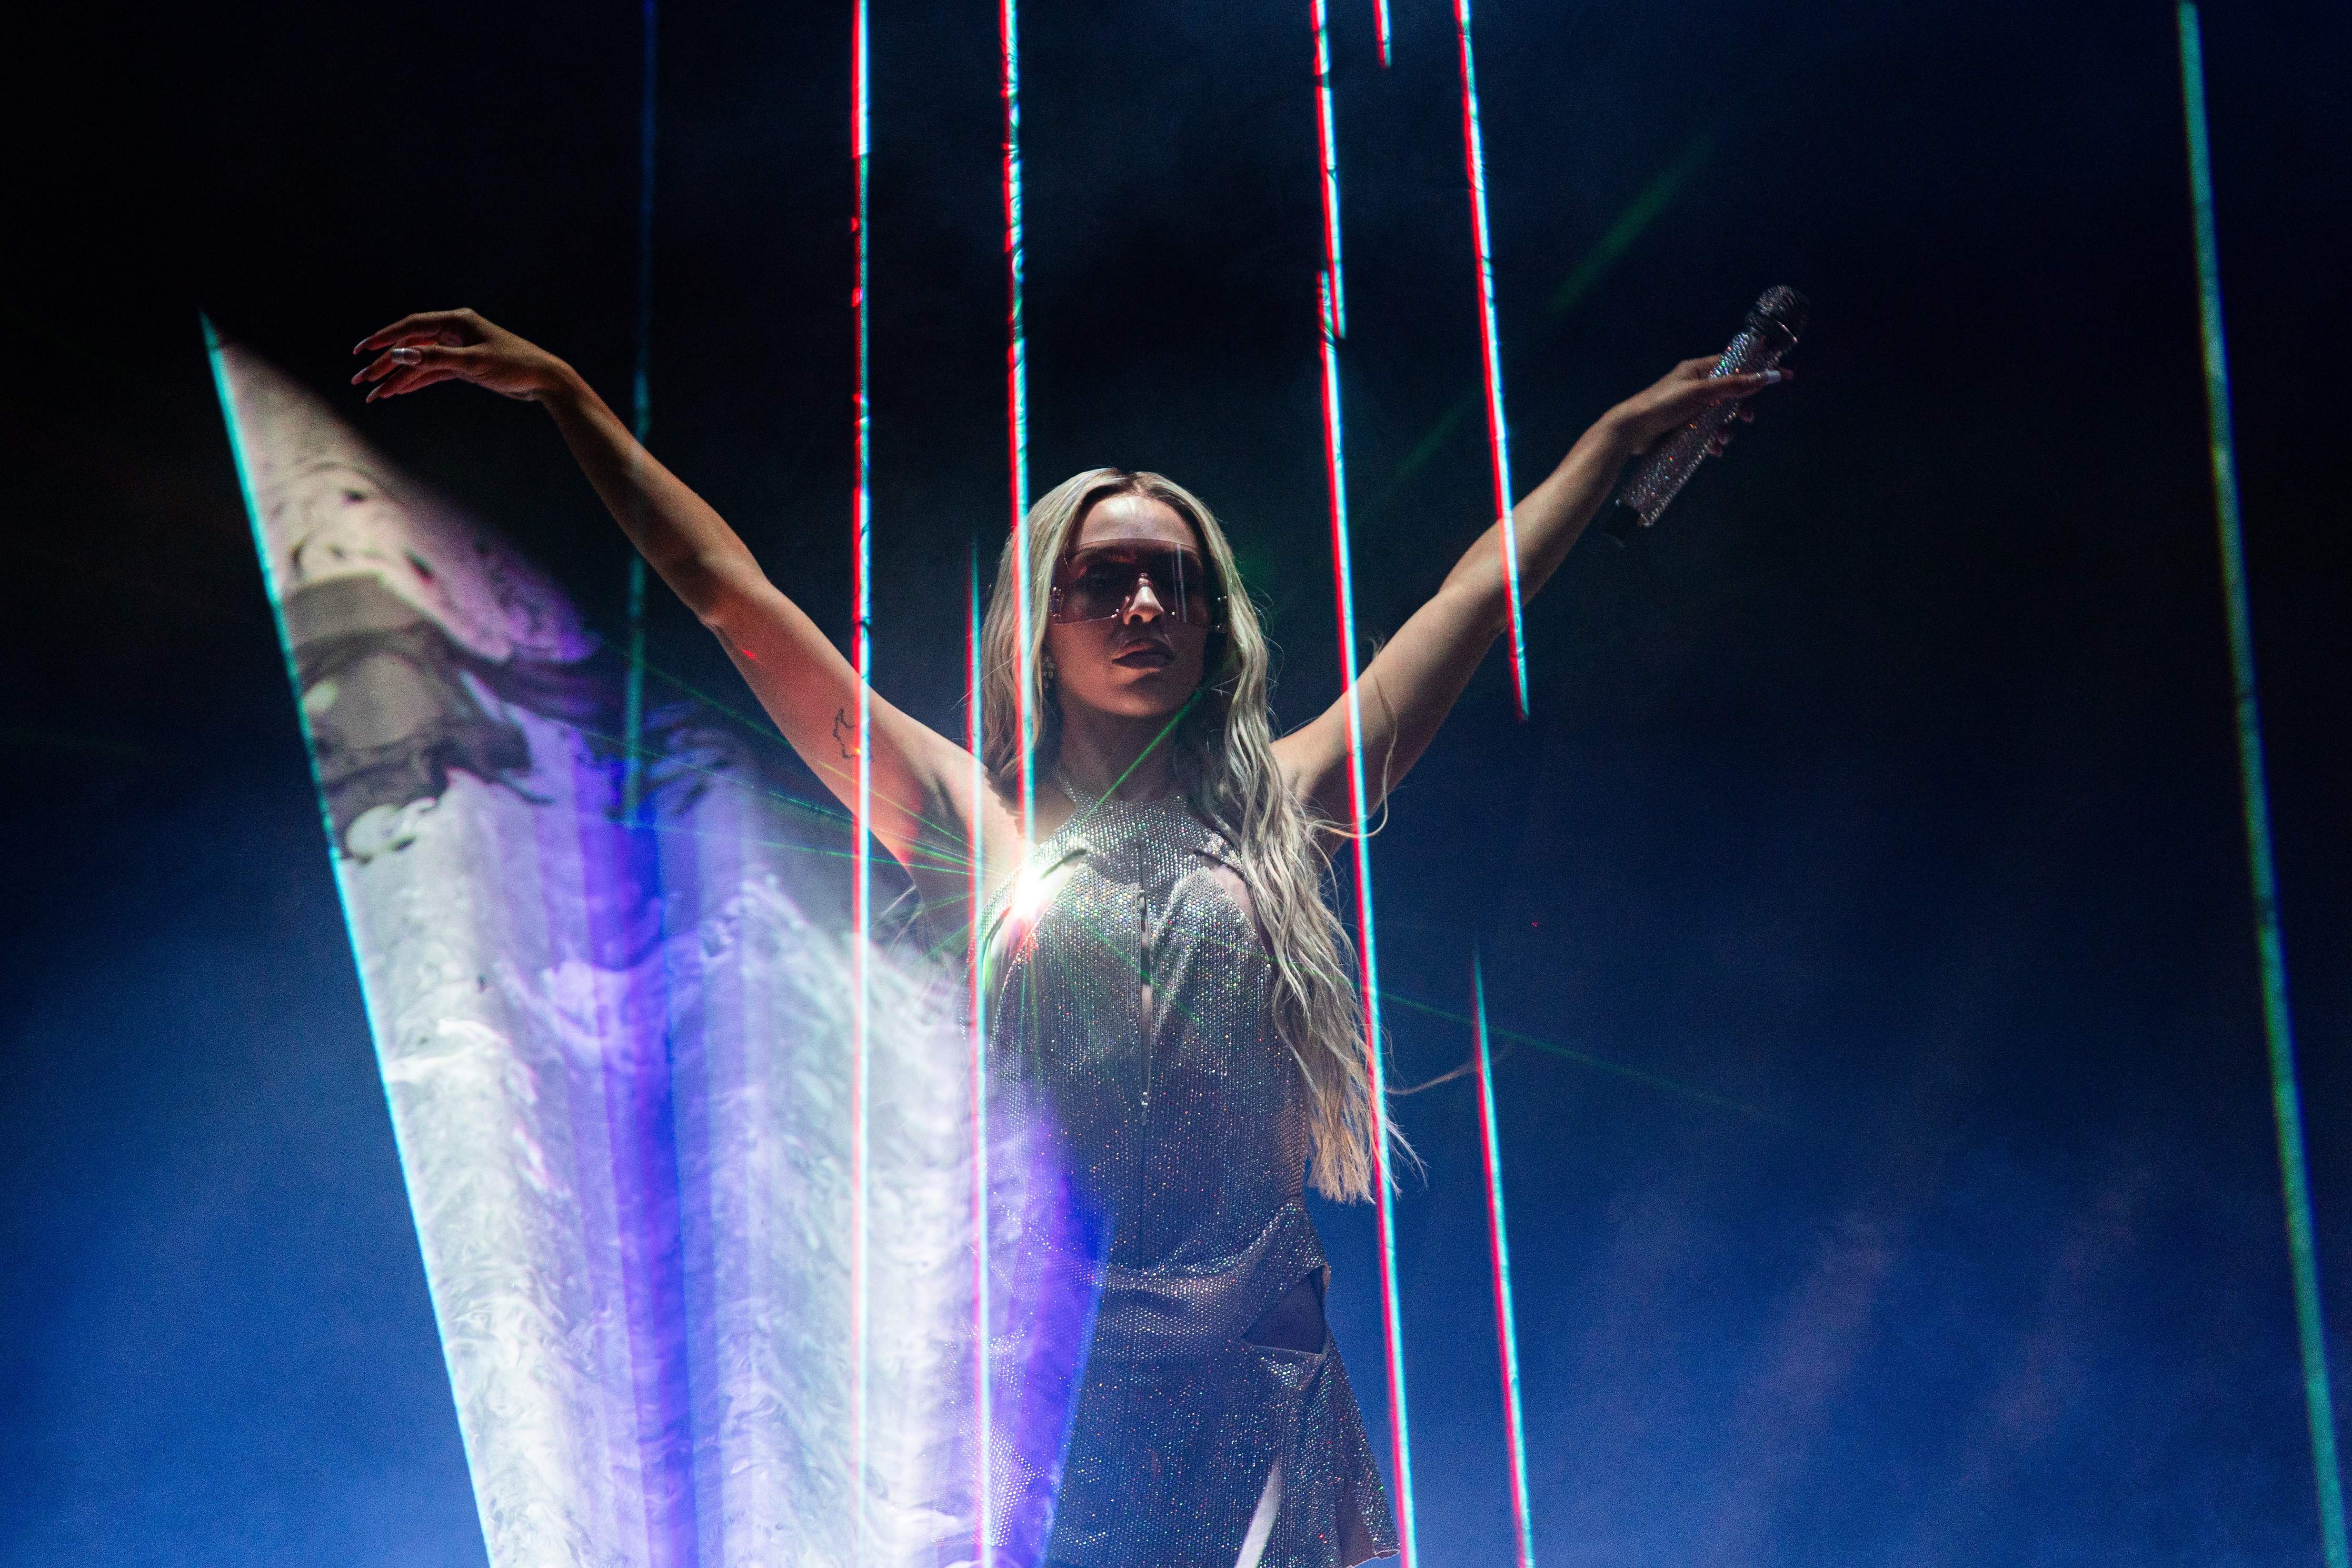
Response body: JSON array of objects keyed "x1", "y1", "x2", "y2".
[
  {"x1": 351, "y1": 308, "x2": 573, "y2": 404},
  {"x1": 1601, "y1": 355, "x2": 1787, "y2": 458}
]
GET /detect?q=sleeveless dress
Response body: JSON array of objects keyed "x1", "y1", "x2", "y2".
[{"x1": 977, "y1": 790, "x2": 1398, "y2": 1568}]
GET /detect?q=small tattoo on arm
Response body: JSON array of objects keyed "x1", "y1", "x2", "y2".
[{"x1": 833, "y1": 708, "x2": 861, "y2": 760}]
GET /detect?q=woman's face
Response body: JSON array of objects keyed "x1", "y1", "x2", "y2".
[{"x1": 1044, "y1": 492, "x2": 1213, "y2": 723}]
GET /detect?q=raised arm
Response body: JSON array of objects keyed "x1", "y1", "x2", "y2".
[
  {"x1": 1274, "y1": 356, "x2": 1790, "y2": 822},
  {"x1": 352, "y1": 309, "x2": 980, "y2": 870}
]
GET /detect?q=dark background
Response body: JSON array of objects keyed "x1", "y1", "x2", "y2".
[{"x1": 6, "y1": 0, "x2": 2349, "y2": 1562}]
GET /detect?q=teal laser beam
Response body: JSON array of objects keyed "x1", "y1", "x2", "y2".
[
  {"x1": 1471, "y1": 951, "x2": 1535, "y2": 1568},
  {"x1": 849, "y1": 7, "x2": 876, "y2": 1554},
  {"x1": 965, "y1": 540, "x2": 994, "y2": 1567},
  {"x1": 620, "y1": 0, "x2": 659, "y2": 821},
  {"x1": 2177, "y1": 11, "x2": 2348, "y2": 1566}
]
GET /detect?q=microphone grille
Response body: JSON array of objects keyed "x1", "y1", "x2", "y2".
[{"x1": 1752, "y1": 286, "x2": 1810, "y2": 341}]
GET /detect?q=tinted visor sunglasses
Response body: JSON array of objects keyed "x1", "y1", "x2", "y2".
[{"x1": 1049, "y1": 543, "x2": 1223, "y2": 628}]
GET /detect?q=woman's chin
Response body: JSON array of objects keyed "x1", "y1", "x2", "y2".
[{"x1": 1068, "y1": 674, "x2": 1198, "y2": 719}]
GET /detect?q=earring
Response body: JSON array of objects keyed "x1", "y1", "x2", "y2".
[{"x1": 1041, "y1": 650, "x2": 1058, "y2": 687}]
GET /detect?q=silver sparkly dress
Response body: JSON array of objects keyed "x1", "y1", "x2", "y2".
[{"x1": 979, "y1": 789, "x2": 1398, "y2": 1568}]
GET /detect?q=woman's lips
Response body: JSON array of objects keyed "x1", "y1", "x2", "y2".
[{"x1": 1112, "y1": 644, "x2": 1173, "y2": 668}]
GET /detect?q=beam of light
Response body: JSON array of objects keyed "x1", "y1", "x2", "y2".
[
  {"x1": 850, "y1": 0, "x2": 874, "y2": 1555},
  {"x1": 2176, "y1": 11, "x2": 2350, "y2": 1566},
  {"x1": 621, "y1": 0, "x2": 659, "y2": 821},
  {"x1": 1373, "y1": 0, "x2": 1391, "y2": 67},
  {"x1": 1378, "y1": 988, "x2": 1789, "y2": 1128},
  {"x1": 1451, "y1": 0, "x2": 1527, "y2": 718},
  {"x1": 1315, "y1": 269, "x2": 1418, "y2": 1568},
  {"x1": 1003, "y1": 0, "x2": 1035, "y2": 838},
  {"x1": 623, "y1": 649, "x2": 979, "y2": 855},
  {"x1": 1470, "y1": 951, "x2": 1535, "y2": 1568},
  {"x1": 1370, "y1": 134, "x2": 1711, "y2": 516},
  {"x1": 1543, "y1": 133, "x2": 1709, "y2": 320},
  {"x1": 1310, "y1": 0, "x2": 1346, "y2": 339},
  {"x1": 968, "y1": 541, "x2": 995, "y2": 1568},
  {"x1": 201, "y1": 312, "x2": 390, "y2": 1056}
]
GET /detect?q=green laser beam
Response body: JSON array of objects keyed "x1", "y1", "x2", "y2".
[
  {"x1": 571, "y1": 717, "x2": 978, "y2": 877},
  {"x1": 1369, "y1": 133, "x2": 1715, "y2": 516},
  {"x1": 628, "y1": 654, "x2": 976, "y2": 854},
  {"x1": 1543, "y1": 134, "x2": 1712, "y2": 321},
  {"x1": 0, "y1": 726, "x2": 151, "y2": 763},
  {"x1": 2177, "y1": 12, "x2": 2348, "y2": 1565},
  {"x1": 1380, "y1": 987, "x2": 1789, "y2": 1129}
]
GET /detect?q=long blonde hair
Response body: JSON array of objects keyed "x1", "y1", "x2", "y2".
[{"x1": 981, "y1": 468, "x2": 1382, "y2": 1202}]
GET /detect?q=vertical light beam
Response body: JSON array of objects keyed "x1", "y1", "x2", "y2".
[
  {"x1": 1317, "y1": 269, "x2": 1418, "y2": 1568},
  {"x1": 1003, "y1": 0, "x2": 1035, "y2": 837},
  {"x1": 1310, "y1": 0, "x2": 1346, "y2": 339},
  {"x1": 203, "y1": 316, "x2": 386, "y2": 1045},
  {"x1": 2176, "y1": 11, "x2": 2349, "y2": 1567},
  {"x1": 1372, "y1": 0, "x2": 1391, "y2": 67},
  {"x1": 1451, "y1": 0, "x2": 1529, "y2": 718},
  {"x1": 1471, "y1": 951, "x2": 1534, "y2": 1568},
  {"x1": 968, "y1": 541, "x2": 995, "y2": 1568},
  {"x1": 621, "y1": 0, "x2": 660, "y2": 818},
  {"x1": 849, "y1": 0, "x2": 874, "y2": 1556}
]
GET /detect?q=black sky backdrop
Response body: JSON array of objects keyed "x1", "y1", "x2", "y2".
[{"x1": 6, "y1": 0, "x2": 2350, "y2": 1563}]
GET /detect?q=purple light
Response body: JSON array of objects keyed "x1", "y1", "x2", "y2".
[{"x1": 968, "y1": 545, "x2": 995, "y2": 1567}]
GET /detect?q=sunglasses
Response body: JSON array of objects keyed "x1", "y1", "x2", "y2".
[{"x1": 1049, "y1": 543, "x2": 1222, "y2": 628}]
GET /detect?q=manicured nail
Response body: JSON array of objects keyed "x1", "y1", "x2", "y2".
[{"x1": 1759, "y1": 368, "x2": 1786, "y2": 384}]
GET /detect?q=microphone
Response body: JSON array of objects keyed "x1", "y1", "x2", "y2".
[{"x1": 1609, "y1": 286, "x2": 1809, "y2": 537}]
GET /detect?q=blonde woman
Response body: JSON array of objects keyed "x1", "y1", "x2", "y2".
[{"x1": 353, "y1": 307, "x2": 1787, "y2": 1568}]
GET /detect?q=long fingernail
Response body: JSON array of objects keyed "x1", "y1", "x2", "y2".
[{"x1": 1759, "y1": 368, "x2": 1786, "y2": 385}]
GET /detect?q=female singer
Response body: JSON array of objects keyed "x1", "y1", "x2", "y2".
[{"x1": 352, "y1": 307, "x2": 1785, "y2": 1568}]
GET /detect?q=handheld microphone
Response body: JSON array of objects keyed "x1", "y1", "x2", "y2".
[{"x1": 1610, "y1": 286, "x2": 1809, "y2": 537}]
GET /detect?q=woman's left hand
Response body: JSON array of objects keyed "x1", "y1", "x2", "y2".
[{"x1": 1603, "y1": 356, "x2": 1792, "y2": 458}]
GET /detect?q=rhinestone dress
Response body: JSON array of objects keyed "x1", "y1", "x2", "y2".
[{"x1": 978, "y1": 787, "x2": 1398, "y2": 1568}]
